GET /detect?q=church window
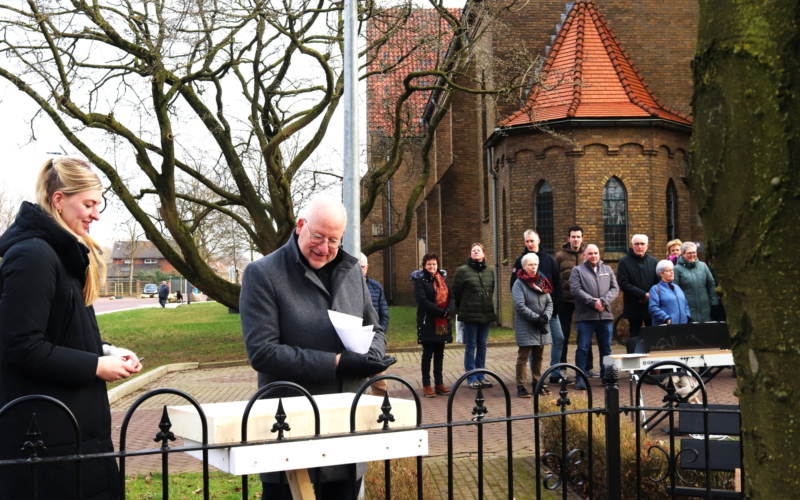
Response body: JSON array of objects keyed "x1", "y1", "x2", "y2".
[
  {"x1": 666, "y1": 180, "x2": 677, "y2": 241},
  {"x1": 535, "y1": 181, "x2": 554, "y2": 253},
  {"x1": 603, "y1": 178, "x2": 627, "y2": 252}
]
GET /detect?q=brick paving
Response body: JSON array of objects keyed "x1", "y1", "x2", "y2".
[{"x1": 112, "y1": 344, "x2": 739, "y2": 479}]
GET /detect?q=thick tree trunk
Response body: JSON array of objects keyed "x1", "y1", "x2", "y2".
[{"x1": 692, "y1": 0, "x2": 800, "y2": 495}]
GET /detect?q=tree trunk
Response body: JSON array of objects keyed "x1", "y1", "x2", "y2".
[{"x1": 692, "y1": 0, "x2": 800, "y2": 495}]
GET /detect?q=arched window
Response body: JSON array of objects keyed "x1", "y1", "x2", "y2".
[
  {"x1": 603, "y1": 178, "x2": 627, "y2": 252},
  {"x1": 666, "y1": 180, "x2": 677, "y2": 240},
  {"x1": 535, "y1": 181, "x2": 554, "y2": 253}
]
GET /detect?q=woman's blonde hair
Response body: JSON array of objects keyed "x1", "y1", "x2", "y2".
[
  {"x1": 666, "y1": 239, "x2": 683, "y2": 255},
  {"x1": 35, "y1": 157, "x2": 107, "y2": 306}
]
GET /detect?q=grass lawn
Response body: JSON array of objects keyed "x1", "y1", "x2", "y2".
[{"x1": 98, "y1": 303, "x2": 515, "y2": 385}]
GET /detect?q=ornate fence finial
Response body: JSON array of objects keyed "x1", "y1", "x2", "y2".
[
  {"x1": 22, "y1": 413, "x2": 46, "y2": 460},
  {"x1": 557, "y1": 378, "x2": 571, "y2": 410},
  {"x1": 604, "y1": 365, "x2": 619, "y2": 387},
  {"x1": 472, "y1": 386, "x2": 488, "y2": 421},
  {"x1": 377, "y1": 393, "x2": 395, "y2": 430},
  {"x1": 153, "y1": 406, "x2": 177, "y2": 449},
  {"x1": 662, "y1": 374, "x2": 680, "y2": 406},
  {"x1": 271, "y1": 398, "x2": 291, "y2": 440}
]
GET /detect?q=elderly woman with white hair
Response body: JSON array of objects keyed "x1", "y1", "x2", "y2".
[
  {"x1": 673, "y1": 241, "x2": 718, "y2": 323},
  {"x1": 511, "y1": 252, "x2": 553, "y2": 398},
  {"x1": 648, "y1": 260, "x2": 691, "y2": 325}
]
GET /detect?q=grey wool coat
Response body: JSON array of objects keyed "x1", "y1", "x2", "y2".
[
  {"x1": 512, "y1": 280, "x2": 553, "y2": 347},
  {"x1": 240, "y1": 234, "x2": 386, "y2": 483},
  {"x1": 569, "y1": 260, "x2": 620, "y2": 322}
]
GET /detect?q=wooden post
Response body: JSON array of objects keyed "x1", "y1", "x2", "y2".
[{"x1": 286, "y1": 469, "x2": 315, "y2": 500}]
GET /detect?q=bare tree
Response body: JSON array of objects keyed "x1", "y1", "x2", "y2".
[
  {"x1": 0, "y1": 187, "x2": 22, "y2": 236},
  {"x1": 0, "y1": 0, "x2": 547, "y2": 307},
  {"x1": 118, "y1": 218, "x2": 144, "y2": 296}
]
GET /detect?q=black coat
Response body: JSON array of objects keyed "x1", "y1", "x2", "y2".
[
  {"x1": 617, "y1": 248, "x2": 660, "y2": 319},
  {"x1": 412, "y1": 270, "x2": 455, "y2": 344},
  {"x1": 158, "y1": 284, "x2": 169, "y2": 299},
  {"x1": 0, "y1": 202, "x2": 120, "y2": 500},
  {"x1": 510, "y1": 248, "x2": 563, "y2": 314}
]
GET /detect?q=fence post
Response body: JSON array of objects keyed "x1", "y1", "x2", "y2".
[{"x1": 604, "y1": 365, "x2": 622, "y2": 500}]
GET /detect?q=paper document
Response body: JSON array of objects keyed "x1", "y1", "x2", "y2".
[{"x1": 328, "y1": 310, "x2": 375, "y2": 354}]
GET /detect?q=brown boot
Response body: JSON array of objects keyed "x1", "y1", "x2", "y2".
[
  {"x1": 422, "y1": 386, "x2": 436, "y2": 398},
  {"x1": 435, "y1": 384, "x2": 451, "y2": 395}
]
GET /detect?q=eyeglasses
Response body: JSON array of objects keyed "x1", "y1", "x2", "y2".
[{"x1": 304, "y1": 219, "x2": 342, "y2": 249}]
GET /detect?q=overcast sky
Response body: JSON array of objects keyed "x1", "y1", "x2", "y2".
[{"x1": 0, "y1": 0, "x2": 464, "y2": 248}]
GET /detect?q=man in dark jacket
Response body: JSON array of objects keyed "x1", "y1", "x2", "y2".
[
  {"x1": 510, "y1": 230, "x2": 568, "y2": 385},
  {"x1": 361, "y1": 252, "x2": 390, "y2": 396},
  {"x1": 241, "y1": 195, "x2": 395, "y2": 499},
  {"x1": 617, "y1": 234, "x2": 660, "y2": 339},
  {"x1": 158, "y1": 280, "x2": 169, "y2": 307}
]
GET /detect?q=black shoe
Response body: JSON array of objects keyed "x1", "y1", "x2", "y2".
[
  {"x1": 517, "y1": 385, "x2": 531, "y2": 398},
  {"x1": 550, "y1": 376, "x2": 575, "y2": 386},
  {"x1": 480, "y1": 380, "x2": 493, "y2": 388},
  {"x1": 538, "y1": 386, "x2": 552, "y2": 396}
]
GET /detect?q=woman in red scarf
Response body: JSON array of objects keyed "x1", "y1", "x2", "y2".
[
  {"x1": 512, "y1": 253, "x2": 554, "y2": 398},
  {"x1": 411, "y1": 253, "x2": 455, "y2": 398}
]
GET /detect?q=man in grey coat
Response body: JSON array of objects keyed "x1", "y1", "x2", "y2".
[
  {"x1": 569, "y1": 244, "x2": 619, "y2": 390},
  {"x1": 241, "y1": 195, "x2": 395, "y2": 499}
]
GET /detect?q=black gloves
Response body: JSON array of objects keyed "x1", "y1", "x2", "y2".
[
  {"x1": 337, "y1": 351, "x2": 397, "y2": 378},
  {"x1": 532, "y1": 315, "x2": 548, "y2": 328}
]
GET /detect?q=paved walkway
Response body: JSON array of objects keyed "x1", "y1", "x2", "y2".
[{"x1": 111, "y1": 344, "x2": 739, "y2": 482}]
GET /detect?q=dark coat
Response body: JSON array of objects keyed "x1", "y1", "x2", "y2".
[
  {"x1": 240, "y1": 234, "x2": 385, "y2": 483},
  {"x1": 510, "y1": 248, "x2": 563, "y2": 314},
  {"x1": 158, "y1": 284, "x2": 169, "y2": 300},
  {"x1": 555, "y1": 242, "x2": 586, "y2": 303},
  {"x1": 452, "y1": 259, "x2": 497, "y2": 324},
  {"x1": 616, "y1": 248, "x2": 660, "y2": 319},
  {"x1": 0, "y1": 202, "x2": 119, "y2": 500},
  {"x1": 673, "y1": 256, "x2": 719, "y2": 323},
  {"x1": 366, "y1": 277, "x2": 390, "y2": 332},
  {"x1": 411, "y1": 270, "x2": 455, "y2": 344}
]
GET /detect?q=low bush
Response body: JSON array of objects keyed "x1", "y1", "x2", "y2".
[
  {"x1": 364, "y1": 457, "x2": 437, "y2": 500},
  {"x1": 538, "y1": 396, "x2": 735, "y2": 499}
]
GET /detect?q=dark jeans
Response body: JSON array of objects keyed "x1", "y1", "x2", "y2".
[
  {"x1": 421, "y1": 342, "x2": 445, "y2": 386},
  {"x1": 159, "y1": 298, "x2": 167, "y2": 308},
  {"x1": 557, "y1": 302, "x2": 593, "y2": 369},
  {"x1": 262, "y1": 477, "x2": 362, "y2": 499},
  {"x1": 628, "y1": 316, "x2": 646, "y2": 338},
  {"x1": 576, "y1": 320, "x2": 613, "y2": 379}
]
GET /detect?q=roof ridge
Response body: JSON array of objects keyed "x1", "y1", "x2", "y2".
[
  {"x1": 567, "y1": 3, "x2": 585, "y2": 118},
  {"x1": 506, "y1": 2, "x2": 579, "y2": 124},
  {"x1": 586, "y1": 2, "x2": 659, "y2": 118}
]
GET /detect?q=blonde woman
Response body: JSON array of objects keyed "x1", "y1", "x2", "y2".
[{"x1": 0, "y1": 158, "x2": 141, "y2": 499}]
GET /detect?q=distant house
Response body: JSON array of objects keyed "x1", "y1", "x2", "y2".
[{"x1": 109, "y1": 240, "x2": 178, "y2": 280}]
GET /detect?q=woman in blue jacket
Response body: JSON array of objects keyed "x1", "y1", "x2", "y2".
[{"x1": 648, "y1": 260, "x2": 691, "y2": 325}]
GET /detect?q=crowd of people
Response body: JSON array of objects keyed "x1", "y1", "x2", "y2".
[
  {"x1": 0, "y1": 155, "x2": 724, "y2": 498},
  {"x1": 403, "y1": 226, "x2": 722, "y2": 399}
]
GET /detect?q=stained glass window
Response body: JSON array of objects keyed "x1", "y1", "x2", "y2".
[
  {"x1": 603, "y1": 178, "x2": 627, "y2": 252},
  {"x1": 535, "y1": 182, "x2": 554, "y2": 253}
]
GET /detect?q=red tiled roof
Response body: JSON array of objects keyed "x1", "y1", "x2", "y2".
[
  {"x1": 367, "y1": 9, "x2": 459, "y2": 137},
  {"x1": 500, "y1": 1, "x2": 691, "y2": 127}
]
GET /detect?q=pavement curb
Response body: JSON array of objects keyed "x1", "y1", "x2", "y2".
[
  {"x1": 106, "y1": 344, "x2": 519, "y2": 403},
  {"x1": 107, "y1": 362, "x2": 199, "y2": 404}
]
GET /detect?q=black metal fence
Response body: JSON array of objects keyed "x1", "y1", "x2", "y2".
[{"x1": 0, "y1": 362, "x2": 743, "y2": 500}]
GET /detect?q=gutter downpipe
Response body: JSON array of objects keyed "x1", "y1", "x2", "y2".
[
  {"x1": 387, "y1": 176, "x2": 393, "y2": 304},
  {"x1": 487, "y1": 145, "x2": 500, "y2": 323}
]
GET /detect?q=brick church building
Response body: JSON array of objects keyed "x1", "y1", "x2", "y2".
[{"x1": 364, "y1": 0, "x2": 701, "y2": 327}]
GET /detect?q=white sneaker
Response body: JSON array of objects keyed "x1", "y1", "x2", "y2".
[
  {"x1": 588, "y1": 369, "x2": 601, "y2": 379},
  {"x1": 560, "y1": 368, "x2": 567, "y2": 378}
]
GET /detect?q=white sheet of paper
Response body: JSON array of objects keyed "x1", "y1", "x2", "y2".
[{"x1": 328, "y1": 310, "x2": 375, "y2": 354}]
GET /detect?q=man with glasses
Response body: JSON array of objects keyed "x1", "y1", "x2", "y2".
[{"x1": 241, "y1": 195, "x2": 395, "y2": 499}]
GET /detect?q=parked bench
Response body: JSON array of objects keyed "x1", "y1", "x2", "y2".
[{"x1": 666, "y1": 404, "x2": 742, "y2": 499}]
